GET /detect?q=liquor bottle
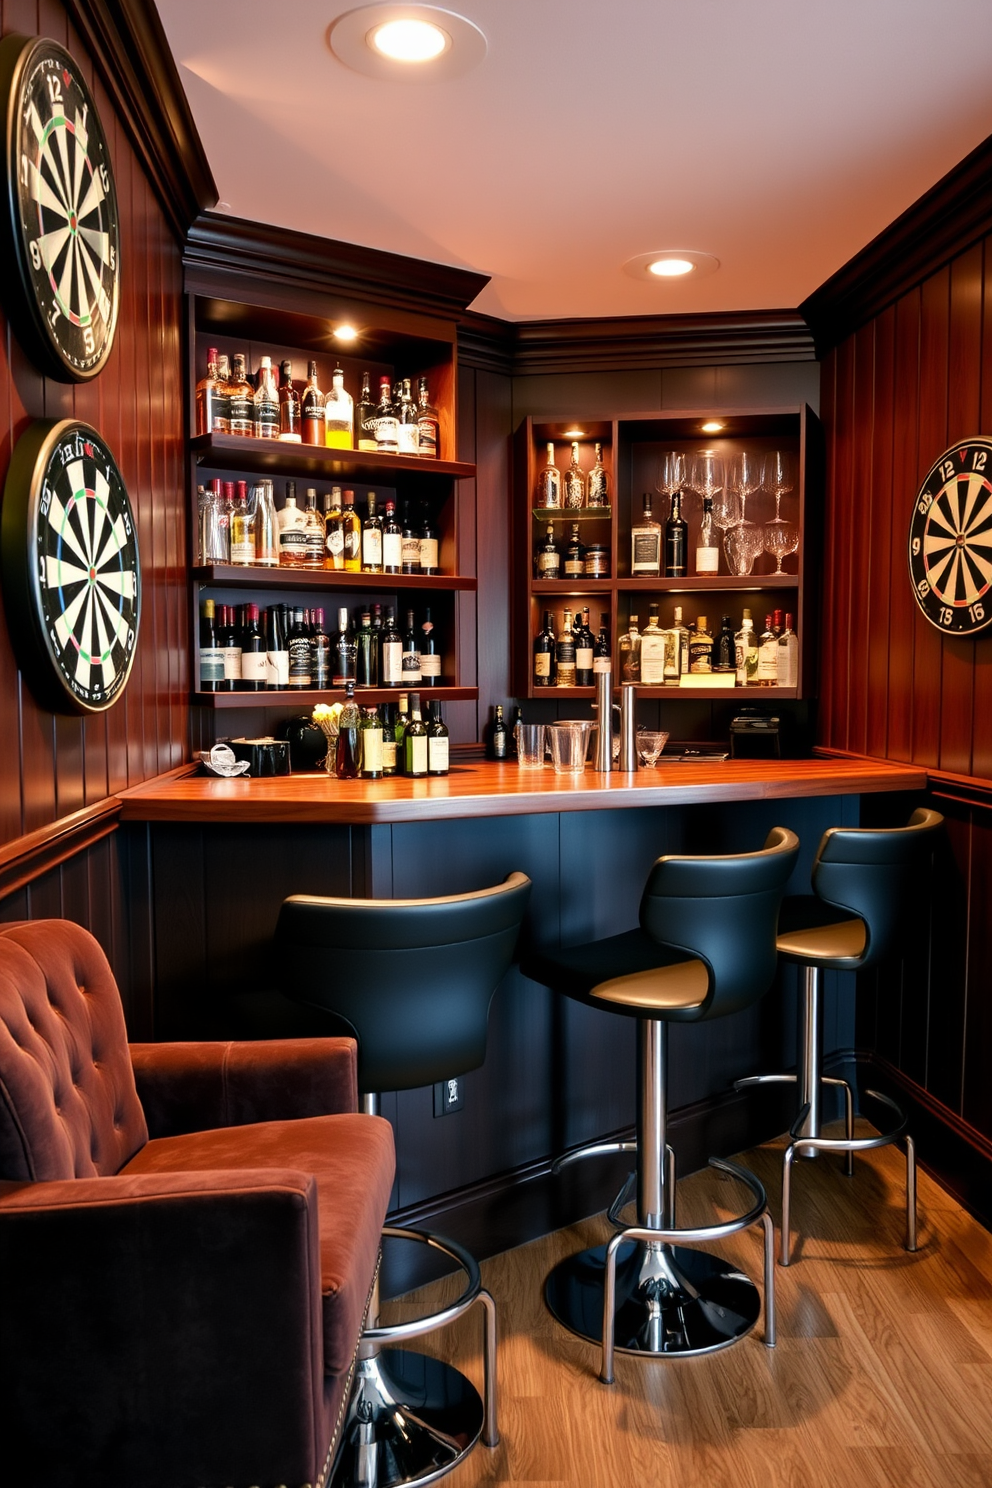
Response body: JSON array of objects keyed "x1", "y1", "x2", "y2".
[
  {"x1": 419, "y1": 507, "x2": 439, "y2": 574},
  {"x1": 593, "y1": 613, "x2": 611, "y2": 674},
  {"x1": 735, "y1": 608, "x2": 758, "y2": 686},
  {"x1": 324, "y1": 366, "x2": 354, "y2": 449},
  {"x1": 587, "y1": 442, "x2": 610, "y2": 507},
  {"x1": 229, "y1": 480, "x2": 254, "y2": 565},
  {"x1": 419, "y1": 608, "x2": 441, "y2": 682},
  {"x1": 556, "y1": 608, "x2": 577, "y2": 687},
  {"x1": 671, "y1": 605, "x2": 690, "y2": 676},
  {"x1": 417, "y1": 376, "x2": 439, "y2": 459},
  {"x1": 195, "y1": 346, "x2": 229, "y2": 435},
  {"x1": 312, "y1": 607, "x2": 331, "y2": 690},
  {"x1": 333, "y1": 607, "x2": 357, "y2": 688},
  {"x1": 510, "y1": 703, "x2": 523, "y2": 759},
  {"x1": 361, "y1": 494, "x2": 383, "y2": 573},
  {"x1": 226, "y1": 353, "x2": 254, "y2": 437},
  {"x1": 695, "y1": 495, "x2": 720, "y2": 575},
  {"x1": 323, "y1": 486, "x2": 344, "y2": 570},
  {"x1": 374, "y1": 377, "x2": 399, "y2": 454},
  {"x1": 380, "y1": 704, "x2": 398, "y2": 775},
  {"x1": 639, "y1": 603, "x2": 668, "y2": 685},
  {"x1": 662, "y1": 618, "x2": 681, "y2": 686},
  {"x1": 401, "y1": 504, "x2": 421, "y2": 574},
  {"x1": 341, "y1": 489, "x2": 362, "y2": 573},
  {"x1": 254, "y1": 479, "x2": 279, "y2": 567},
  {"x1": 200, "y1": 481, "x2": 226, "y2": 564},
  {"x1": 288, "y1": 607, "x2": 313, "y2": 688},
  {"x1": 564, "y1": 442, "x2": 585, "y2": 509},
  {"x1": 218, "y1": 481, "x2": 233, "y2": 562},
  {"x1": 382, "y1": 499, "x2": 402, "y2": 573},
  {"x1": 356, "y1": 372, "x2": 377, "y2": 451},
  {"x1": 253, "y1": 355, "x2": 280, "y2": 439},
  {"x1": 199, "y1": 599, "x2": 224, "y2": 692},
  {"x1": 778, "y1": 613, "x2": 799, "y2": 688},
  {"x1": 535, "y1": 443, "x2": 562, "y2": 509},
  {"x1": 355, "y1": 611, "x2": 378, "y2": 688},
  {"x1": 631, "y1": 495, "x2": 662, "y2": 576},
  {"x1": 404, "y1": 693, "x2": 429, "y2": 777},
  {"x1": 689, "y1": 616, "x2": 713, "y2": 674},
  {"x1": 757, "y1": 614, "x2": 779, "y2": 686},
  {"x1": 278, "y1": 481, "x2": 308, "y2": 568},
  {"x1": 381, "y1": 607, "x2": 403, "y2": 687},
  {"x1": 265, "y1": 603, "x2": 289, "y2": 689},
  {"x1": 359, "y1": 706, "x2": 384, "y2": 780},
  {"x1": 301, "y1": 361, "x2": 325, "y2": 445},
  {"x1": 564, "y1": 523, "x2": 585, "y2": 579},
  {"x1": 335, "y1": 682, "x2": 361, "y2": 779},
  {"x1": 427, "y1": 701, "x2": 449, "y2": 775},
  {"x1": 278, "y1": 360, "x2": 302, "y2": 442},
  {"x1": 534, "y1": 610, "x2": 556, "y2": 687},
  {"x1": 303, "y1": 487, "x2": 325, "y2": 569},
  {"x1": 394, "y1": 692, "x2": 410, "y2": 772},
  {"x1": 535, "y1": 522, "x2": 561, "y2": 579},
  {"x1": 402, "y1": 609, "x2": 422, "y2": 685},
  {"x1": 489, "y1": 703, "x2": 509, "y2": 760},
  {"x1": 240, "y1": 603, "x2": 268, "y2": 690},
  {"x1": 619, "y1": 613, "x2": 641, "y2": 682},
  {"x1": 713, "y1": 615, "x2": 736, "y2": 672},
  {"x1": 218, "y1": 604, "x2": 240, "y2": 691},
  {"x1": 575, "y1": 606, "x2": 594, "y2": 686},
  {"x1": 397, "y1": 377, "x2": 420, "y2": 455},
  {"x1": 664, "y1": 491, "x2": 688, "y2": 578}
]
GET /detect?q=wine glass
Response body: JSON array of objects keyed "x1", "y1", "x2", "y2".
[
  {"x1": 762, "y1": 451, "x2": 794, "y2": 520},
  {"x1": 726, "y1": 451, "x2": 763, "y2": 524},
  {"x1": 636, "y1": 729, "x2": 669, "y2": 768},
  {"x1": 724, "y1": 522, "x2": 766, "y2": 576},
  {"x1": 764, "y1": 519, "x2": 800, "y2": 574},
  {"x1": 656, "y1": 452, "x2": 685, "y2": 503},
  {"x1": 687, "y1": 452, "x2": 725, "y2": 506}
]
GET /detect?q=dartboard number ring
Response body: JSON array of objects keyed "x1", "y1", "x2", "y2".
[
  {"x1": 1, "y1": 419, "x2": 140, "y2": 714},
  {"x1": 908, "y1": 436, "x2": 992, "y2": 636}
]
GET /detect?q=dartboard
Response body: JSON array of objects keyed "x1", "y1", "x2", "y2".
[
  {"x1": 0, "y1": 34, "x2": 121, "y2": 381},
  {"x1": 908, "y1": 437, "x2": 992, "y2": 636},
  {"x1": 1, "y1": 420, "x2": 140, "y2": 714}
]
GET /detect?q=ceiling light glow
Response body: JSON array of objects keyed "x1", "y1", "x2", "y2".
[
  {"x1": 334, "y1": 324, "x2": 359, "y2": 342},
  {"x1": 701, "y1": 421, "x2": 724, "y2": 433},
  {"x1": 623, "y1": 249, "x2": 720, "y2": 283},
  {"x1": 562, "y1": 427, "x2": 586, "y2": 438},
  {"x1": 370, "y1": 19, "x2": 448, "y2": 61},
  {"x1": 648, "y1": 258, "x2": 695, "y2": 278}
]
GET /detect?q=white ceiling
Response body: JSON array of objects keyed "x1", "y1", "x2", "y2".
[{"x1": 156, "y1": 0, "x2": 992, "y2": 322}]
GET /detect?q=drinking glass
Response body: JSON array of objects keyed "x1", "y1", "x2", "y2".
[
  {"x1": 656, "y1": 452, "x2": 685, "y2": 503},
  {"x1": 726, "y1": 451, "x2": 763, "y2": 524},
  {"x1": 764, "y1": 519, "x2": 800, "y2": 574},
  {"x1": 724, "y1": 522, "x2": 765, "y2": 576},
  {"x1": 636, "y1": 729, "x2": 669, "y2": 768},
  {"x1": 516, "y1": 723, "x2": 546, "y2": 767},
  {"x1": 762, "y1": 450, "x2": 794, "y2": 520},
  {"x1": 687, "y1": 452, "x2": 725, "y2": 506},
  {"x1": 547, "y1": 720, "x2": 594, "y2": 774}
]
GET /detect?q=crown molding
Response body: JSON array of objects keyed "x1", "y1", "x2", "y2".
[
  {"x1": 457, "y1": 311, "x2": 515, "y2": 375},
  {"x1": 801, "y1": 133, "x2": 992, "y2": 354},
  {"x1": 510, "y1": 309, "x2": 815, "y2": 374},
  {"x1": 64, "y1": 0, "x2": 217, "y2": 239}
]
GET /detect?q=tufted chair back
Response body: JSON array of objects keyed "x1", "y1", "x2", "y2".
[{"x1": 0, "y1": 920, "x2": 147, "y2": 1181}]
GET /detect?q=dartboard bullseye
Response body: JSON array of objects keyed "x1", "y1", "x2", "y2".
[
  {"x1": 908, "y1": 437, "x2": 992, "y2": 637},
  {"x1": 1, "y1": 420, "x2": 140, "y2": 715},
  {"x1": 0, "y1": 35, "x2": 121, "y2": 381}
]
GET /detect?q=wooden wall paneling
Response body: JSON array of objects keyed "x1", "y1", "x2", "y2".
[
  {"x1": 474, "y1": 368, "x2": 513, "y2": 724},
  {"x1": 118, "y1": 823, "x2": 156, "y2": 1039},
  {"x1": 975, "y1": 239, "x2": 992, "y2": 782},
  {"x1": 912, "y1": 268, "x2": 950, "y2": 768},
  {"x1": 456, "y1": 365, "x2": 479, "y2": 739},
  {"x1": 866, "y1": 304, "x2": 896, "y2": 760},
  {"x1": 886, "y1": 289, "x2": 922, "y2": 761},
  {"x1": 962, "y1": 805, "x2": 992, "y2": 1140},
  {"x1": 817, "y1": 350, "x2": 837, "y2": 744},
  {"x1": 829, "y1": 336, "x2": 856, "y2": 749},
  {"x1": 847, "y1": 324, "x2": 876, "y2": 755}
]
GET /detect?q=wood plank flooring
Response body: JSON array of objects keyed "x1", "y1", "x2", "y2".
[{"x1": 378, "y1": 1129, "x2": 992, "y2": 1487}]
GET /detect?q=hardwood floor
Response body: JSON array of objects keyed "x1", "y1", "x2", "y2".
[{"x1": 379, "y1": 1129, "x2": 992, "y2": 1487}]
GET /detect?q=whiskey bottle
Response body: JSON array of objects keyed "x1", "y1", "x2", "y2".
[
  {"x1": 199, "y1": 599, "x2": 225, "y2": 692},
  {"x1": 535, "y1": 442, "x2": 562, "y2": 509},
  {"x1": 420, "y1": 608, "x2": 441, "y2": 682},
  {"x1": 564, "y1": 442, "x2": 586, "y2": 509},
  {"x1": 556, "y1": 608, "x2": 577, "y2": 687},
  {"x1": 301, "y1": 361, "x2": 325, "y2": 445},
  {"x1": 323, "y1": 486, "x2": 344, "y2": 570},
  {"x1": 381, "y1": 606, "x2": 403, "y2": 687},
  {"x1": 671, "y1": 605, "x2": 690, "y2": 676},
  {"x1": 778, "y1": 613, "x2": 799, "y2": 689},
  {"x1": 240, "y1": 603, "x2": 268, "y2": 690},
  {"x1": 382, "y1": 499, "x2": 402, "y2": 574},
  {"x1": 333, "y1": 607, "x2": 357, "y2": 687},
  {"x1": 324, "y1": 366, "x2": 354, "y2": 449},
  {"x1": 639, "y1": 604, "x2": 668, "y2": 685},
  {"x1": 631, "y1": 495, "x2": 662, "y2": 576},
  {"x1": 402, "y1": 609, "x2": 422, "y2": 685},
  {"x1": 356, "y1": 372, "x2": 377, "y2": 451},
  {"x1": 227, "y1": 353, "x2": 254, "y2": 437},
  {"x1": 489, "y1": 703, "x2": 509, "y2": 760},
  {"x1": 735, "y1": 608, "x2": 758, "y2": 686},
  {"x1": 587, "y1": 443, "x2": 610, "y2": 507},
  {"x1": 229, "y1": 480, "x2": 254, "y2": 566},
  {"x1": 713, "y1": 615, "x2": 736, "y2": 672},
  {"x1": 575, "y1": 606, "x2": 594, "y2": 686},
  {"x1": 427, "y1": 701, "x2": 449, "y2": 775},
  {"x1": 303, "y1": 487, "x2": 325, "y2": 569},
  {"x1": 756, "y1": 614, "x2": 779, "y2": 686},
  {"x1": 278, "y1": 360, "x2": 302, "y2": 442},
  {"x1": 196, "y1": 347, "x2": 229, "y2": 435},
  {"x1": 311, "y1": 607, "x2": 331, "y2": 690},
  {"x1": 277, "y1": 482, "x2": 308, "y2": 568},
  {"x1": 619, "y1": 614, "x2": 641, "y2": 682},
  {"x1": 695, "y1": 495, "x2": 720, "y2": 575},
  {"x1": 401, "y1": 504, "x2": 421, "y2": 574},
  {"x1": 359, "y1": 707, "x2": 384, "y2": 779},
  {"x1": 341, "y1": 489, "x2": 362, "y2": 572},
  {"x1": 404, "y1": 693, "x2": 429, "y2": 777},
  {"x1": 374, "y1": 377, "x2": 399, "y2": 454},
  {"x1": 288, "y1": 608, "x2": 313, "y2": 688},
  {"x1": 535, "y1": 522, "x2": 561, "y2": 579},
  {"x1": 254, "y1": 479, "x2": 279, "y2": 567},
  {"x1": 417, "y1": 376, "x2": 439, "y2": 459},
  {"x1": 397, "y1": 377, "x2": 420, "y2": 455},
  {"x1": 564, "y1": 523, "x2": 585, "y2": 579},
  {"x1": 664, "y1": 491, "x2": 688, "y2": 578},
  {"x1": 361, "y1": 493, "x2": 383, "y2": 573},
  {"x1": 534, "y1": 610, "x2": 556, "y2": 687},
  {"x1": 593, "y1": 613, "x2": 611, "y2": 674},
  {"x1": 419, "y1": 507, "x2": 439, "y2": 575},
  {"x1": 356, "y1": 611, "x2": 378, "y2": 688},
  {"x1": 253, "y1": 355, "x2": 280, "y2": 439},
  {"x1": 689, "y1": 616, "x2": 713, "y2": 674},
  {"x1": 335, "y1": 682, "x2": 361, "y2": 779}
]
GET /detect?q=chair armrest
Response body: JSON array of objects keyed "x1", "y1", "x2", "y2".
[
  {"x1": 0, "y1": 1170, "x2": 329, "y2": 1484},
  {"x1": 128, "y1": 1037, "x2": 358, "y2": 1137}
]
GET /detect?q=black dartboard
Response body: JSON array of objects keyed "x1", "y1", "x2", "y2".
[
  {"x1": 908, "y1": 437, "x2": 992, "y2": 636},
  {"x1": 0, "y1": 34, "x2": 121, "y2": 381},
  {"x1": 1, "y1": 420, "x2": 140, "y2": 714}
]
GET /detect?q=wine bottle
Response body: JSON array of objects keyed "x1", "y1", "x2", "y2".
[
  {"x1": 382, "y1": 499, "x2": 402, "y2": 574},
  {"x1": 402, "y1": 609, "x2": 422, "y2": 685},
  {"x1": 575, "y1": 606, "x2": 594, "y2": 686},
  {"x1": 229, "y1": 480, "x2": 254, "y2": 566},
  {"x1": 489, "y1": 703, "x2": 508, "y2": 760},
  {"x1": 219, "y1": 604, "x2": 240, "y2": 691},
  {"x1": 374, "y1": 377, "x2": 399, "y2": 454},
  {"x1": 587, "y1": 442, "x2": 610, "y2": 507},
  {"x1": 534, "y1": 609, "x2": 556, "y2": 687},
  {"x1": 335, "y1": 682, "x2": 361, "y2": 779},
  {"x1": 397, "y1": 377, "x2": 420, "y2": 455},
  {"x1": 695, "y1": 495, "x2": 720, "y2": 574},
  {"x1": 333, "y1": 606, "x2": 357, "y2": 687},
  {"x1": 359, "y1": 706, "x2": 384, "y2": 779},
  {"x1": 355, "y1": 610, "x2": 377, "y2": 688},
  {"x1": 199, "y1": 599, "x2": 224, "y2": 692},
  {"x1": 341, "y1": 489, "x2": 362, "y2": 573},
  {"x1": 536, "y1": 522, "x2": 561, "y2": 579},
  {"x1": 564, "y1": 523, "x2": 585, "y2": 579},
  {"x1": 361, "y1": 493, "x2": 383, "y2": 573},
  {"x1": 419, "y1": 608, "x2": 441, "y2": 682},
  {"x1": 536, "y1": 442, "x2": 562, "y2": 508},
  {"x1": 356, "y1": 372, "x2": 377, "y2": 451},
  {"x1": 556, "y1": 608, "x2": 576, "y2": 687},
  {"x1": 381, "y1": 606, "x2": 403, "y2": 687},
  {"x1": 564, "y1": 442, "x2": 585, "y2": 509},
  {"x1": 427, "y1": 700, "x2": 449, "y2": 775},
  {"x1": 240, "y1": 603, "x2": 267, "y2": 691},
  {"x1": 380, "y1": 704, "x2": 398, "y2": 775},
  {"x1": 713, "y1": 615, "x2": 735, "y2": 672},
  {"x1": 311, "y1": 607, "x2": 331, "y2": 690},
  {"x1": 394, "y1": 692, "x2": 410, "y2": 774},
  {"x1": 417, "y1": 376, "x2": 440, "y2": 459},
  {"x1": 301, "y1": 360, "x2": 325, "y2": 445},
  {"x1": 265, "y1": 603, "x2": 289, "y2": 689},
  {"x1": 253, "y1": 355, "x2": 279, "y2": 439},
  {"x1": 419, "y1": 506, "x2": 439, "y2": 575},
  {"x1": 254, "y1": 479, "x2": 279, "y2": 567},
  {"x1": 278, "y1": 359, "x2": 302, "y2": 442},
  {"x1": 593, "y1": 613, "x2": 611, "y2": 674},
  {"x1": 664, "y1": 490, "x2": 687, "y2": 578},
  {"x1": 303, "y1": 487, "x2": 325, "y2": 569},
  {"x1": 287, "y1": 607, "x2": 312, "y2": 688},
  {"x1": 324, "y1": 366, "x2": 354, "y2": 449},
  {"x1": 404, "y1": 693, "x2": 429, "y2": 777}
]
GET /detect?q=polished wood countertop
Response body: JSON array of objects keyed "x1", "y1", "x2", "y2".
[{"x1": 116, "y1": 757, "x2": 928, "y2": 826}]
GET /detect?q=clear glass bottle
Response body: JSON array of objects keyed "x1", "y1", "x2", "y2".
[
  {"x1": 778, "y1": 612, "x2": 799, "y2": 689},
  {"x1": 419, "y1": 607, "x2": 441, "y2": 681},
  {"x1": 619, "y1": 613, "x2": 641, "y2": 682},
  {"x1": 253, "y1": 355, "x2": 280, "y2": 439},
  {"x1": 535, "y1": 522, "x2": 560, "y2": 579},
  {"x1": 361, "y1": 493, "x2": 383, "y2": 573},
  {"x1": 359, "y1": 706, "x2": 384, "y2": 779},
  {"x1": 302, "y1": 487, "x2": 325, "y2": 569},
  {"x1": 671, "y1": 604, "x2": 690, "y2": 676},
  {"x1": 374, "y1": 376, "x2": 399, "y2": 454},
  {"x1": 335, "y1": 682, "x2": 361, "y2": 779},
  {"x1": 417, "y1": 376, "x2": 440, "y2": 459},
  {"x1": 689, "y1": 616, "x2": 713, "y2": 674},
  {"x1": 323, "y1": 486, "x2": 344, "y2": 570},
  {"x1": 735, "y1": 608, "x2": 758, "y2": 686},
  {"x1": 382, "y1": 499, "x2": 402, "y2": 574},
  {"x1": 200, "y1": 480, "x2": 227, "y2": 564},
  {"x1": 564, "y1": 442, "x2": 585, "y2": 509},
  {"x1": 587, "y1": 442, "x2": 610, "y2": 507},
  {"x1": 254, "y1": 479, "x2": 279, "y2": 567},
  {"x1": 664, "y1": 491, "x2": 688, "y2": 578},
  {"x1": 341, "y1": 489, "x2": 362, "y2": 573},
  {"x1": 195, "y1": 346, "x2": 229, "y2": 435},
  {"x1": 324, "y1": 366, "x2": 354, "y2": 449},
  {"x1": 381, "y1": 606, "x2": 403, "y2": 687},
  {"x1": 556, "y1": 607, "x2": 577, "y2": 687},
  {"x1": 427, "y1": 701, "x2": 449, "y2": 775},
  {"x1": 534, "y1": 609, "x2": 556, "y2": 687},
  {"x1": 757, "y1": 613, "x2": 779, "y2": 686},
  {"x1": 695, "y1": 495, "x2": 720, "y2": 574},
  {"x1": 631, "y1": 494, "x2": 662, "y2": 575},
  {"x1": 226, "y1": 354, "x2": 254, "y2": 437},
  {"x1": 229, "y1": 479, "x2": 254, "y2": 565},
  {"x1": 564, "y1": 523, "x2": 585, "y2": 579},
  {"x1": 356, "y1": 372, "x2": 377, "y2": 451},
  {"x1": 278, "y1": 360, "x2": 302, "y2": 442},
  {"x1": 301, "y1": 360, "x2": 325, "y2": 445},
  {"x1": 404, "y1": 693, "x2": 429, "y2": 777},
  {"x1": 355, "y1": 610, "x2": 377, "y2": 688},
  {"x1": 397, "y1": 377, "x2": 420, "y2": 455},
  {"x1": 277, "y1": 481, "x2": 307, "y2": 568},
  {"x1": 402, "y1": 608, "x2": 422, "y2": 685},
  {"x1": 639, "y1": 603, "x2": 668, "y2": 685},
  {"x1": 333, "y1": 607, "x2": 357, "y2": 687},
  {"x1": 535, "y1": 442, "x2": 562, "y2": 509}
]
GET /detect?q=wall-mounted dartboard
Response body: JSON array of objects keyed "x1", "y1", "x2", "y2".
[
  {"x1": 908, "y1": 437, "x2": 992, "y2": 637},
  {"x1": 0, "y1": 34, "x2": 121, "y2": 381},
  {"x1": 1, "y1": 420, "x2": 140, "y2": 714}
]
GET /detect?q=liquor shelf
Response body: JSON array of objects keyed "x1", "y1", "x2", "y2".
[
  {"x1": 194, "y1": 565, "x2": 477, "y2": 592},
  {"x1": 192, "y1": 432, "x2": 475, "y2": 485},
  {"x1": 193, "y1": 684, "x2": 478, "y2": 710},
  {"x1": 530, "y1": 685, "x2": 799, "y2": 701}
]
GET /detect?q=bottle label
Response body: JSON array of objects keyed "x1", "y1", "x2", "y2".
[
  {"x1": 575, "y1": 645, "x2": 594, "y2": 671},
  {"x1": 279, "y1": 529, "x2": 307, "y2": 555},
  {"x1": 758, "y1": 641, "x2": 779, "y2": 681},
  {"x1": 537, "y1": 553, "x2": 560, "y2": 576},
  {"x1": 361, "y1": 729, "x2": 384, "y2": 773},
  {"x1": 288, "y1": 637, "x2": 312, "y2": 686},
  {"x1": 632, "y1": 532, "x2": 660, "y2": 569},
  {"x1": 306, "y1": 530, "x2": 325, "y2": 563},
  {"x1": 362, "y1": 529, "x2": 383, "y2": 566},
  {"x1": 408, "y1": 734, "x2": 428, "y2": 775},
  {"x1": 228, "y1": 394, "x2": 253, "y2": 433},
  {"x1": 254, "y1": 398, "x2": 279, "y2": 437},
  {"x1": 358, "y1": 411, "x2": 378, "y2": 449},
  {"x1": 383, "y1": 532, "x2": 402, "y2": 569},
  {"x1": 375, "y1": 415, "x2": 400, "y2": 448},
  {"x1": 420, "y1": 537, "x2": 439, "y2": 571},
  {"x1": 402, "y1": 648, "x2": 422, "y2": 682},
  {"x1": 689, "y1": 642, "x2": 712, "y2": 674},
  {"x1": 200, "y1": 646, "x2": 225, "y2": 684},
  {"x1": 280, "y1": 406, "x2": 301, "y2": 438},
  {"x1": 564, "y1": 558, "x2": 584, "y2": 577},
  {"x1": 222, "y1": 645, "x2": 242, "y2": 680},
  {"x1": 241, "y1": 649, "x2": 267, "y2": 682},
  {"x1": 535, "y1": 652, "x2": 551, "y2": 678},
  {"x1": 230, "y1": 538, "x2": 254, "y2": 564},
  {"x1": 639, "y1": 634, "x2": 668, "y2": 685},
  {"x1": 695, "y1": 547, "x2": 720, "y2": 574},
  {"x1": 401, "y1": 537, "x2": 421, "y2": 569},
  {"x1": 420, "y1": 653, "x2": 441, "y2": 679},
  {"x1": 417, "y1": 417, "x2": 438, "y2": 458},
  {"x1": 397, "y1": 423, "x2": 420, "y2": 455},
  {"x1": 382, "y1": 737, "x2": 397, "y2": 770},
  {"x1": 429, "y1": 736, "x2": 449, "y2": 773},
  {"x1": 326, "y1": 527, "x2": 344, "y2": 557},
  {"x1": 266, "y1": 649, "x2": 289, "y2": 687},
  {"x1": 382, "y1": 640, "x2": 403, "y2": 685},
  {"x1": 344, "y1": 527, "x2": 361, "y2": 561},
  {"x1": 593, "y1": 656, "x2": 611, "y2": 674}
]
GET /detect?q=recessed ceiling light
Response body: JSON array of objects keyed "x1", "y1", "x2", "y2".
[
  {"x1": 623, "y1": 250, "x2": 720, "y2": 282},
  {"x1": 562, "y1": 427, "x2": 586, "y2": 438},
  {"x1": 329, "y1": 6, "x2": 487, "y2": 81},
  {"x1": 701, "y1": 421, "x2": 724, "y2": 434},
  {"x1": 333, "y1": 324, "x2": 359, "y2": 342}
]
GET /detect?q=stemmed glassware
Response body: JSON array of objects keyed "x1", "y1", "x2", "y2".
[
  {"x1": 656, "y1": 451, "x2": 686, "y2": 506},
  {"x1": 723, "y1": 451, "x2": 765, "y2": 575},
  {"x1": 762, "y1": 450, "x2": 799, "y2": 572}
]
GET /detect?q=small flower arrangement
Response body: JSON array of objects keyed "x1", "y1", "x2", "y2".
[{"x1": 312, "y1": 703, "x2": 343, "y2": 773}]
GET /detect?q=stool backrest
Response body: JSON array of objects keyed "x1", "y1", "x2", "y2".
[
  {"x1": 812, "y1": 806, "x2": 944, "y2": 969},
  {"x1": 639, "y1": 826, "x2": 800, "y2": 1019},
  {"x1": 275, "y1": 872, "x2": 532, "y2": 1093}
]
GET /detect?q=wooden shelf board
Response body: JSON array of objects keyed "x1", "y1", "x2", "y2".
[
  {"x1": 532, "y1": 507, "x2": 613, "y2": 521},
  {"x1": 191, "y1": 433, "x2": 475, "y2": 483},
  {"x1": 617, "y1": 574, "x2": 799, "y2": 591},
  {"x1": 193, "y1": 565, "x2": 476, "y2": 592},
  {"x1": 527, "y1": 685, "x2": 800, "y2": 701},
  {"x1": 193, "y1": 686, "x2": 478, "y2": 710},
  {"x1": 531, "y1": 578, "x2": 614, "y2": 593}
]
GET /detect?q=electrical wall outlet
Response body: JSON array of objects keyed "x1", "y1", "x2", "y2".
[{"x1": 433, "y1": 1076, "x2": 464, "y2": 1117}]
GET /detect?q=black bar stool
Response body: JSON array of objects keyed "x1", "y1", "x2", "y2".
[
  {"x1": 272, "y1": 871, "x2": 532, "y2": 1488},
  {"x1": 736, "y1": 806, "x2": 943, "y2": 1265},
  {"x1": 521, "y1": 828, "x2": 799, "y2": 1380}
]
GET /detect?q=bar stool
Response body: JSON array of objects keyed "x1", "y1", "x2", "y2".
[
  {"x1": 521, "y1": 828, "x2": 799, "y2": 1381},
  {"x1": 735, "y1": 806, "x2": 943, "y2": 1265},
  {"x1": 272, "y1": 872, "x2": 531, "y2": 1488}
]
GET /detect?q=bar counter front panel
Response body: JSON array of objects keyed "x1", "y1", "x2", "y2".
[{"x1": 119, "y1": 759, "x2": 926, "y2": 1233}]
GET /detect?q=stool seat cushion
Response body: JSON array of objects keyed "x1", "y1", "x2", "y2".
[
  {"x1": 522, "y1": 932, "x2": 708, "y2": 1022},
  {"x1": 775, "y1": 895, "x2": 867, "y2": 969},
  {"x1": 123, "y1": 1112, "x2": 394, "y2": 1378}
]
